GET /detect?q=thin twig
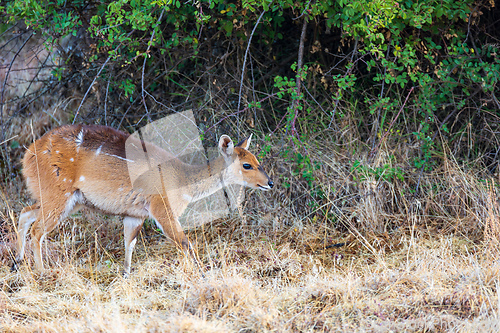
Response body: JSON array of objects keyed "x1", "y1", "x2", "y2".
[
  {"x1": 206, "y1": 93, "x2": 278, "y2": 135},
  {"x1": 237, "y1": 8, "x2": 268, "y2": 138},
  {"x1": 0, "y1": 135, "x2": 18, "y2": 146},
  {"x1": 303, "y1": 84, "x2": 328, "y2": 116},
  {"x1": 288, "y1": 17, "x2": 308, "y2": 137},
  {"x1": 117, "y1": 96, "x2": 140, "y2": 129},
  {"x1": 328, "y1": 37, "x2": 359, "y2": 130},
  {"x1": 104, "y1": 79, "x2": 110, "y2": 126},
  {"x1": 19, "y1": 43, "x2": 53, "y2": 100},
  {"x1": 5, "y1": 85, "x2": 52, "y2": 119},
  {"x1": 491, "y1": 93, "x2": 500, "y2": 110},
  {"x1": 0, "y1": 28, "x2": 29, "y2": 53},
  {"x1": 142, "y1": 9, "x2": 165, "y2": 123},
  {"x1": 253, "y1": 52, "x2": 297, "y2": 87},
  {"x1": 0, "y1": 24, "x2": 17, "y2": 44},
  {"x1": 73, "y1": 30, "x2": 135, "y2": 124},
  {"x1": 1, "y1": 32, "x2": 33, "y2": 141},
  {"x1": 368, "y1": 86, "x2": 415, "y2": 160},
  {"x1": 292, "y1": 0, "x2": 312, "y2": 20},
  {"x1": 72, "y1": 55, "x2": 111, "y2": 124},
  {"x1": 371, "y1": 41, "x2": 392, "y2": 149}
]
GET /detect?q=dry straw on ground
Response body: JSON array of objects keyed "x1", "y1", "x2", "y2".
[
  {"x1": 1, "y1": 112, "x2": 500, "y2": 331},
  {"x1": 1, "y1": 227, "x2": 500, "y2": 332},
  {"x1": 1, "y1": 145, "x2": 500, "y2": 332}
]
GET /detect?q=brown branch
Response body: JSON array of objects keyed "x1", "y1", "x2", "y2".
[
  {"x1": 296, "y1": 18, "x2": 308, "y2": 93},
  {"x1": 368, "y1": 86, "x2": 415, "y2": 161},
  {"x1": 142, "y1": 9, "x2": 165, "y2": 122},
  {"x1": 0, "y1": 32, "x2": 33, "y2": 141},
  {"x1": 328, "y1": 37, "x2": 359, "y2": 130},
  {"x1": 237, "y1": 8, "x2": 267, "y2": 137},
  {"x1": 288, "y1": 18, "x2": 307, "y2": 137},
  {"x1": 73, "y1": 30, "x2": 135, "y2": 124}
]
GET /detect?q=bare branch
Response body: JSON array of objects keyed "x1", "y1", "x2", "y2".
[
  {"x1": 295, "y1": 18, "x2": 307, "y2": 94},
  {"x1": 73, "y1": 30, "x2": 135, "y2": 124},
  {"x1": 328, "y1": 37, "x2": 359, "y2": 130},
  {"x1": 0, "y1": 134, "x2": 18, "y2": 146},
  {"x1": 104, "y1": 79, "x2": 110, "y2": 126},
  {"x1": 0, "y1": 32, "x2": 33, "y2": 141},
  {"x1": 288, "y1": 17, "x2": 307, "y2": 137},
  {"x1": 237, "y1": 8, "x2": 268, "y2": 138},
  {"x1": 368, "y1": 86, "x2": 415, "y2": 161},
  {"x1": 142, "y1": 9, "x2": 165, "y2": 123}
]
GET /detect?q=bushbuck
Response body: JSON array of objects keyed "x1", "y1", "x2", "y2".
[{"x1": 12, "y1": 124, "x2": 273, "y2": 275}]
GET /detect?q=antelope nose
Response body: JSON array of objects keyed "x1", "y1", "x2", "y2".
[{"x1": 268, "y1": 180, "x2": 274, "y2": 188}]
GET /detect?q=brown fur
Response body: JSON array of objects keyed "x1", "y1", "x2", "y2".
[{"x1": 13, "y1": 125, "x2": 273, "y2": 275}]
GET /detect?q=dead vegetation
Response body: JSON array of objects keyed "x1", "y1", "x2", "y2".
[
  {"x1": 1, "y1": 217, "x2": 500, "y2": 332},
  {"x1": 1, "y1": 137, "x2": 500, "y2": 331}
]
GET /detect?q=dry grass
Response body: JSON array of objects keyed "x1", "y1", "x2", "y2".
[
  {"x1": 2, "y1": 128, "x2": 500, "y2": 332},
  {"x1": 1, "y1": 204, "x2": 500, "y2": 332}
]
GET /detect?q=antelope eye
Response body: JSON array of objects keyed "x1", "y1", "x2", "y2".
[{"x1": 243, "y1": 163, "x2": 252, "y2": 170}]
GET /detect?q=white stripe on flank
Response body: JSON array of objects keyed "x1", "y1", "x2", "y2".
[{"x1": 104, "y1": 153, "x2": 134, "y2": 163}]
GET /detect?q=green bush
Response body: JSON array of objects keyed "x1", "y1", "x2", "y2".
[{"x1": 2, "y1": 0, "x2": 498, "y2": 196}]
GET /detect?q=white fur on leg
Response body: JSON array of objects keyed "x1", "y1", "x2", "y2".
[
  {"x1": 123, "y1": 216, "x2": 143, "y2": 276},
  {"x1": 15, "y1": 209, "x2": 37, "y2": 263}
]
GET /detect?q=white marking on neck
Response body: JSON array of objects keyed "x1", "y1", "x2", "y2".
[
  {"x1": 76, "y1": 129, "x2": 84, "y2": 146},
  {"x1": 95, "y1": 145, "x2": 103, "y2": 156},
  {"x1": 75, "y1": 129, "x2": 84, "y2": 153},
  {"x1": 70, "y1": 157, "x2": 74, "y2": 162},
  {"x1": 79, "y1": 175, "x2": 85, "y2": 182}
]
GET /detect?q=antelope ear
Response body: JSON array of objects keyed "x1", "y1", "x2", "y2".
[
  {"x1": 219, "y1": 135, "x2": 234, "y2": 158},
  {"x1": 236, "y1": 134, "x2": 252, "y2": 150}
]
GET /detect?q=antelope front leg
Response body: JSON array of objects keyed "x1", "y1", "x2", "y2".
[
  {"x1": 11, "y1": 205, "x2": 39, "y2": 271},
  {"x1": 149, "y1": 196, "x2": 204, "y2": 273},
  {"x1": 123, "y1": 216, "x2": 144, "y2": 277}
]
